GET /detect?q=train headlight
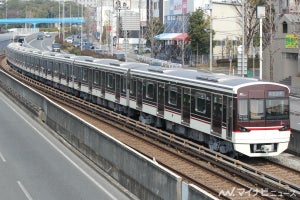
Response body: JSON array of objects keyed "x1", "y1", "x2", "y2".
[
  {"x1": 279, "y1": 125, "x2": 289, "y2": 131},
  {"x1": 239, "y1": 127, "x2": 250, "y2": 132}
]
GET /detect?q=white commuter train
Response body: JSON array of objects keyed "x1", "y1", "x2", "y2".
[{"x1": 6, "y1": 43, "x2": 291, "y2": 157}]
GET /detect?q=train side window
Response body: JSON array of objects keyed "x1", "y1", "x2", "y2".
[
  {"x1": 168, "y1": 86, "x2": 177, "y2": 105},
  {"x1": 82, "y1": 68, "x2": 88, "y2": 81},
  {"x1": 238, "y1": 99, "x2": 249, "y2": 121},
  {"x1": 74, "y1": 66, "x2": 78, "y2": 81},
  {"x1": 146, "y1": 81, "x2": 154, "y2": 99},
  {"x1": 47, "y1": 61, "x2": 53, "y2": 73},
  {"x1": 93, "y1": 71, "x2": 100, "y2": 85},
  {"x1": 107, "y1": 74, "x2": 115, "y2": 89},
  {"x1": 130, "y1": 79, "x2": 136, "y2": 96},
  {"x1": 195, "y1": 92, "x2": 206, "y2": 114},
  {"x1": 54, "y1": 62, "x2": 59, "y2": 75},
  {"x1": 121, "y1": 77, "x2": 126, "y2": 92},
  {"x1": 34, "y1": 57, "x2": 38, "y2": 66},
  {"x1": 250, "y1": 99, "x2": 265, "y2": 120},
  {"x1": 61, "y1": 64, "x2": 67, "y2": 77}
]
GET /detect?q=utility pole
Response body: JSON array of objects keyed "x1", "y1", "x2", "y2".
[
  {"x1": 99, "y1": 0, "x2": 102, "y2": 49},
  {"x1": 256, "y1": 4, "x2": 265, "y2": 80},
  {"x1": 5, "y1": 0, "x2": 7, "y2": 31},
  {"x1": 59, "y1": 0, "x2": 60, "y2": 38},
  {"x1": 209, "y1": 0, "x2": 213, "y2": 71},
  {"x1": 81, "y1": 3, "x2": 83, "y2": 51},
  {"x1": 138, "y1": 0, "x2": 141, "y2": 54},
  {"x1": 63, "y1": 0, "x2": 65, "y2": 41},
  {"x1": 242, "y1": 0, "x2": 245, "y2": 77}
]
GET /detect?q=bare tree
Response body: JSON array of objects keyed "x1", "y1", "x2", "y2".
[
  {"x1": 235, "y1": 0, "x2": 260, "y2": 55},
  {"x1": 235, "y1": 0, "x2": 279, "y2": 80},
  {"x1": 144, "y1": 0, "x2": 163, "y2": 57}
]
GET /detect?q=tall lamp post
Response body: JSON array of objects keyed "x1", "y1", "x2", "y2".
[
  {"x1": 5, "y1": 0, "x2": 7, "y2": 31},
  {"x1": 242, "y1": 0, "x2": 245, "y2": 77},
  {"x1": 114, "y1": 0, "x2": 130, "y2": 61},
  {"x1": 256, "y1": 5, "x2": 265, "y2": 80},
  {"x1": 209, "y1": 0, "x2": 213, "y2": 71}
]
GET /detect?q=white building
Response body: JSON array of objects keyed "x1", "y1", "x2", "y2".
[{"x1": 210, "y1": 2, "x2": 241, "y2": 59}]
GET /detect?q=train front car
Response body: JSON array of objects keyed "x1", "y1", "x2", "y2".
[{"x1": 233, "y1": 82, "x2": 290, "y2": 157}]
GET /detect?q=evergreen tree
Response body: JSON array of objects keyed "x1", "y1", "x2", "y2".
[{"x1": 188, "y1": 8, "x2": 213, "y2": 54}]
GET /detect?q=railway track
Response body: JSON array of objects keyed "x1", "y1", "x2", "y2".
[{"x1": 1, "y1": 55, "x2": 300, "y2": 199}]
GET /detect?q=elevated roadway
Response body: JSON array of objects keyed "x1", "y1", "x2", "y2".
[{"x1": 0, "y1": 18, "x2": 84, "y2": 32}]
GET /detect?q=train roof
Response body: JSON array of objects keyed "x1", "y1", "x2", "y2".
[
  {"x1": 130, "y1": 66, "x2": 288, "y2": 92},
  {"x1": 55, "y1": 53, "x2": 76, "y2": 59}
]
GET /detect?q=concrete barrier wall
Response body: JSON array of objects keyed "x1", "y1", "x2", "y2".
[
  {"x1": 188, "y1": 184, "x2": 218, "y2": 200},
  {"x1": 289, "y1": 129, "x2": 300, "y2": 155},
  {"x1": 45, "y1": 102, "x2": 182, "y2": 200},
  {"x1": 290, "y1": 105, "x2": 300, "y2": 155}
]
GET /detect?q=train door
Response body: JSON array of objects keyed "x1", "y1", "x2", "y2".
[
  {"x1": 116, "y1": 74, "x2": 121, "y2": 103},
  {"x1": 88, "y1": 68, "x2": 92, "y2": 93},
  {"x1": 58, "y1": 62, "x2": 61, "y2": 81},
  {"x1": 137, "y1": 79, "x2": 143, "y2": 109},
  {"x1": 211, "y1": 94, "x2": 222, "y2": 135},
  {"x1": 182, "y1": 87, "x2": 191, "y2": 124},
  {"x1": 157, "y1": 82, "x2": 165, "y2": 117},
  {"x1": 101, "y1": 71, "x2": 105, "y2": 96},
  {"x1": 226, "y1": 97, "x2": 233, "y2": 139}
]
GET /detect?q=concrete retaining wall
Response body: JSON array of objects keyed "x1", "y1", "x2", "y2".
[
  {"x1": 0, "y1": 66, "x2": 214, "y2": 199},
  {"x1": 289, "y1": 129, "x2": 300, "y2": 155},
  {"x1": 290, "y1": 102, "x2": 300, "y2": 155},
  {"x1": 46, "y1": 102, "x2": 182, "y2": 200}
]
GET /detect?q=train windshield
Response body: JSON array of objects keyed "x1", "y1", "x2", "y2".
[
  {"x1": 266, "y1": 99, "x2": 289, "y2": 120},
  {"x1": 238, "y1": 98, "x2": 289, "y2": 121}
]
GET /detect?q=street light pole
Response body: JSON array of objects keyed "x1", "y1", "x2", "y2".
[
  {"x1": 63, "y1": 0, "x2": 65, "y2": 42},
  {"x1": 59, "y1": 0, "x2": 60, "y2": 38},
  {"x1": 5, "y1": 0, "x2": 7, "y2": 31},
  {"x1": 81, "y1": 3, "x2": 83, "y2": 51},
  {"x1": 242, "y1": 0, "x2": 245, "y2": 77},
  {"x1": 209, "y1": 0, "x2": 213, "y2": 71},
  {"x1": 259, "y1": 17, "x2": 263, "y2": 80},
  {"x1": 256, "y1": 5, "x2": 265, "y2": 80}
]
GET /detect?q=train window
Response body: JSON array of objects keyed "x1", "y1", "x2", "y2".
[
  {"x1": 121, "y1": 77, "x2": 126, "y2": 92},
  {"x1": 195, "y1": 92, "x2": 206, "y2": 114},
  {"x1": 266, "y1": 99, "x2": 289, "y2": 120},
  {"x1": 78, "y1": 67, "x2": 82, "y2": 80},
  {"x1": 168, "y1": 86, "x2": 177, "y2": 105},
  {"x1": 238, "y1": 99, "x2": 249, "y2": 121},
  {"x1": 74, "y1": 66, "x2": 78, "y2": 80},
  {"x1": 82, "y1": 68, "x2": 88, "y2": 81},
  {"x1": 250, "y1": 99, "x2": 265, "y2": 120},
  {"x1": 54, "y1": 62, "x2": 59, "y2": 76},
  {"x1": 130, "y1": 79, "x2": 136, "y2": 96},
  {"x1": 93, "y1": 71, "x2": 100, "y2": 85},
  {"x1": 107, "y1": 74, "x2": 115, "y2": 89},
  {"x1": 61, "y1": 64, "x2": 67, "y2": 76},
  {"x1": 34, "y1": 57, "x2": 38, "y2": 65},
  {"x1": 47, "y1": 61, "x2": 53, "y2": 73},
  {"x1": 146, "y1": 81, "x2": 154, "y2": 99}
]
